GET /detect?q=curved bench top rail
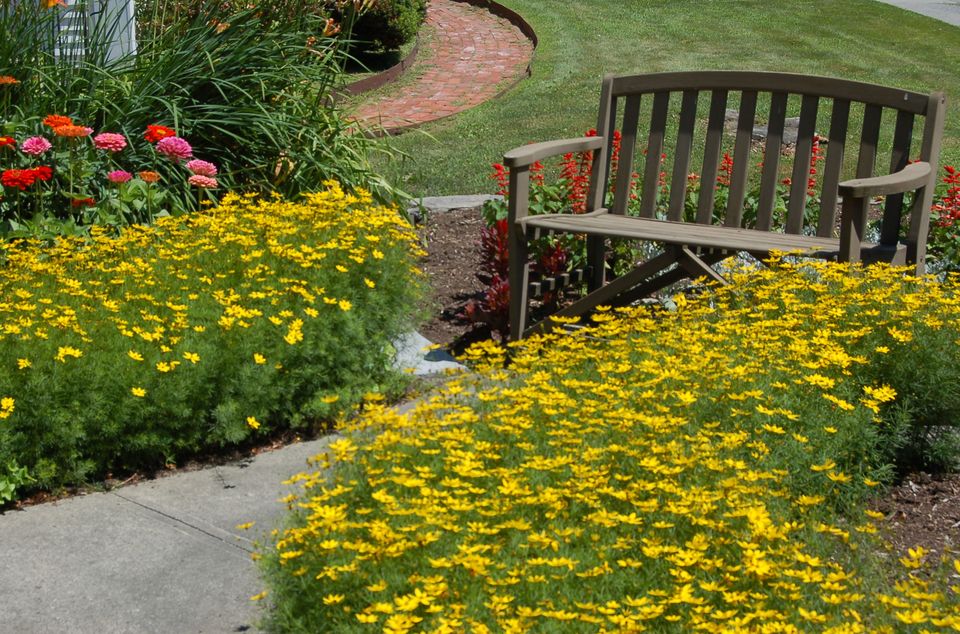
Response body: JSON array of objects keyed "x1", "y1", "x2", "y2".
[{"x1": 608, "y1": 71, "x2": 936, "y2": 115}]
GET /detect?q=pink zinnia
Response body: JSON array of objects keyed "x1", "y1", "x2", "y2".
[
  {"x1": 107, "y1": 170, "x2": 133, "y2": 184},
  {"x1": 185, "y1": 159, "x2": 217, "y2": 177},
  {"x1": 93, "y1": 132, "x2": 127, "y2": 152},
  {"x1": 20, "y1": 136, "x2": 52, "y2": 156},
  {"x1": 156, "y1": 136, "x2": 193, "y2": 161},
  {"x1": 187, "y1": 174, "x2": 218, "y2": 189}
]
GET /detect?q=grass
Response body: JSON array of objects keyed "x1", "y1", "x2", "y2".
[{"x1": 372, "y1": 0, "x2": 960, "y2": 196}]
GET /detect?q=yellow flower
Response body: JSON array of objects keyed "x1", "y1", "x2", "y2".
[
  {"x1": 236, "y1": 521, "x2": 255, "y2": 530},
  {"x1": 0, "y1": 397, "x2": 14, "y2": 419},
  {"x1": 249, "y1": 591, "x2": 268, "y2": 602},
  {"x1": 338, "y1": 299, "x2": 352, "y2": 312},
  {"x1": 16, "y1": 358, "x2": 31, "y2": 370},
  {"x1": 127, "y1": 350, "x2": 144, "y2": 362},
  {"x1": 55, "y1": 346, "x2": 82, "y2": 362},
  {"x1": 131, "y1": 387, "x2": 147, "y2": 398},
  {"x1": 183, "y1": 352, "x2": 200, "y2": 364},
  {"x1": 254, "y1": 353, "x2": 267, "y2": 365},
  {"x1": 246, "y1": 416, "x2": 260, "y2": 430}
]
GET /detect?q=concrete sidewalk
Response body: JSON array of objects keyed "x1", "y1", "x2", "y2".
[
  {"x1": 874, "y1": 0, "x2": 960, "y2": 26},
  {"x1": 0, "y1": 333, "x2": 463, "y2": 634}
]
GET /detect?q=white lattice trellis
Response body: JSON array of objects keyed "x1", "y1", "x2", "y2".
[{"x1": 55, "y1": 0, "x2": 137, "y2": 63}]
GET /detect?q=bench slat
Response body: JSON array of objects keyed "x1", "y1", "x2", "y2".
[
  {"x1": 668, "y1": 90, "x2": 700, "y2": 221},
  {"x1": 858, "y1": 104, "x2": 883, "y2": 179},
  {"x1": 817, "y1": 98, "x2": 850, "y2": 237},
  {"x1": 613, "y1": 94, "x2": 642, "y2": 215},
  {"x1": 610, "y1": 71, "x2": 930, "y2": 114},
  {"x1": 756, "y1": 92, "x2": 788, "y2": 231},
  {"x1": 786, "y1": 94, "x2": 820, "y2": 234},
  {"x1": 725, "y1": 90, "x2": 758, "y2": 227},
  {"x1": 522, "y1": 212, "x2": 871, "y2": 254},
  {"x1": 696, "y1": 90, "x2": 729, "y2": 224},
  {"x1": 881, "y1": 110, "x2": 914, "y2": 244},
  {"x1": 639, "y1": 92, "x2": 670, "y2": 219}
]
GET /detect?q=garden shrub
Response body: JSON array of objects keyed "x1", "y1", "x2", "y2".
[
  {"x1": 0, "y1": 182, "x2": 424, "y2": 499},
  {"x1": 0, "y1": 0, "x2": 395, "y2": 235},
  {"x1": 261, "y1": 260, "x2": 960, "y2": 632},
  {"x1": 346, "y1": 0, "x2": 427, "y2": 52}
]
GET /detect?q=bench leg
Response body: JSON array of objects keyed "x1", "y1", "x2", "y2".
[
  {"x1": 509, "y1": 223, "x2": 531, "y2": 341},
  {"x1": 839, "y1": 195, "x2": 870, "y2": 264},
  {"x1": 678, "y1": 246, "x2": 728, "y2": 285},
  {"x1": 586, "y1": 235, "x2": 606, "y2": 291}
]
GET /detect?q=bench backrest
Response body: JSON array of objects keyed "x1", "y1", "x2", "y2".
[{"x1": 585, "y1": 71, "x2": 946, "y2": 261}]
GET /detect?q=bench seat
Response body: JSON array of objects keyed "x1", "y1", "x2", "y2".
[{"x1": 520, "y1": 210, "x2": 907, "y2": 263}]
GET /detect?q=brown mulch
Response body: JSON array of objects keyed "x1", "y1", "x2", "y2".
[
  {"x1": 415, "y1": 205, "x2": 960, "y2": 568},
  {"x1": 871, "y1": 472, "x2": 960, "y2": 562},
  {"x1": 415, "y1": 206, "x2": 490, "y2": 351}
]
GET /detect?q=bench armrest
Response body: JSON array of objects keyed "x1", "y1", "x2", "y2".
[
  {"x1": 837, "y1": 161, "x2": 932, "y2": 198},
  {"x1": 503, "y1": 136, "x2": 605, "y2": 168}
]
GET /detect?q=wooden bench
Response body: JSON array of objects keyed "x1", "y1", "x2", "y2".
[{"x1": 505, "y1": 71, "x2": 947, "y2": 339}]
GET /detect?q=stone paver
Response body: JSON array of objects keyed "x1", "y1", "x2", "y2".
[
  {"x1": 351, "y1": 0, "x2": 534, "y2": 133},
  {"x1": 874, "y1": 0, "x2": 960, "y2": 26}
]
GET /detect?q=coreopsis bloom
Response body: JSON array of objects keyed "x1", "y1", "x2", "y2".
[
  {"x1": 92, "y1": 132, "x2": 127, "y2": 152},
  {"x1": 53, "y1": 125, "x2": 93, "y2": 138},
  {"x1": 0, "y1": 76, "x2": 19, "y2": 85},
  {"x1": 42, "y1": 114, "x2": 73, "y2": 128},
  {"x1": 187, "y1": 174, "x2": 218, "y2": 189},
  {"x1": 144, "y1": 124, "x2": 176, "y2": 143},
  {"x1": 156, "y1": 136, "x2": 192, "y2": 161},
  {"x1": 20, "y1": 136, "x2": 52, "y2": 156},
  {"x1": 107, "y1": 170, "x2": 133, "y2": 184},
  {"x1": 185, "y1": 159, "x2": 217, "y2": 177},
  {"x1": 138, "y1": 170, "x2": 161, "y2": 183}
]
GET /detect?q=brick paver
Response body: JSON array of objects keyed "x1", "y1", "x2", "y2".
[{"x1": 350, "y1": 0, "x2": 534, "y2": 133}]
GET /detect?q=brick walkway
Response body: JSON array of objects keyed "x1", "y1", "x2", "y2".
[{"x1": 350, "y1": 0, "x2": 534, "y2": 133}]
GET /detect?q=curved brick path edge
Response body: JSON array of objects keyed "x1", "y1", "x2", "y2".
[{"x1": 349, "y1": 0, "x2": 536, "y2": 135}]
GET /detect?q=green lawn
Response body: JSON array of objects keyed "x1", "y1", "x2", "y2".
[{"x1": 371, "y1": 0, "x2": 960, "y2": 196}]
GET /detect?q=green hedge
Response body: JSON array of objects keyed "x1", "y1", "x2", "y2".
[
  {"x1": 0, "y1": 183, "x2": 424, "y2": 500},
  {"x1": 350, "y1": 0, "x2": 427, "y2": 52}
]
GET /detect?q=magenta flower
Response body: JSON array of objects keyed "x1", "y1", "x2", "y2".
[
  {"x1": 187, "y1": 174, "x2": 218, "y2": 189},
  {"x1": 107, "y1": 170, "x2": 133, "y2": 184},
  {"x1": 93, "y1": 132, "x2": 128, "y2": 152},
  {"x1": 156, "y1": 136, "x2": 193, "y2": 161},
  {"x1": 185, "y1": 159, "x2": 217, "y2": 177},
  {"x1": 20, "y1": 136, "x2": 52, "y2": 156}
]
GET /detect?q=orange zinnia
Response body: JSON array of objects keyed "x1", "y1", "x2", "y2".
[
  {"x1": 138, "y1": 171, "x2": 161, "y2": 183},
  {"x1": 43, "y1": 114, "x2": 73, "y2": 129},
  {"x1": 0, "y1": 76, "x2": 19, "y2": 85},
  {"x1": 53, "y1": 125, "x2": 93, "y2": 138}
]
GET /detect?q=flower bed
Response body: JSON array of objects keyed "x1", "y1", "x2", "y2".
[
  {"x1": 0, "y1": 116, "x2": 217, "y2": 232},
  {"x1": 261, "y1": 260, "x2": 960, "y2": 632},
  {"x1": 0, "y1": 182, "x2": 424, "y2": 501}
]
